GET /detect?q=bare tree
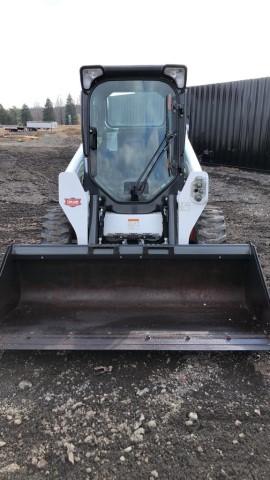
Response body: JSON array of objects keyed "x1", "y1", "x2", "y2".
[
  {"x1": 55, "y1": 96, "x2": 65, "y2": 125},
  {"x1": 76, "y1": 95, "x2": 81, "y2": 121},
  {"x1": 31, "y1": 102, "x2": 43, "y2": 121}
]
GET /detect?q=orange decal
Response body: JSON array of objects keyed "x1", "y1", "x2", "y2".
[{"x1": 64, "y1": 198, "x2": 82, "y2": 207}]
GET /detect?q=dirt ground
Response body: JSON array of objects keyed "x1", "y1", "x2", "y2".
[{"x1": 0, "y1": 128, "x2": 270, "y2": 479}]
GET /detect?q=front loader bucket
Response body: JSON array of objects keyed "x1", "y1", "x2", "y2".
[{"x1": 0, "y1": 244, "x2": 269, "y2": 351}]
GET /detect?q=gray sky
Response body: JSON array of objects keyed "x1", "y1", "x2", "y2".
[{"x1": 1, "y1": 0, "x2": 269, "y2": 108}]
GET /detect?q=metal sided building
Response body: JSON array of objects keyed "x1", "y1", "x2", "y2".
[{"x1": 187, "y1": 77, "x2": 270, "y2": 172}]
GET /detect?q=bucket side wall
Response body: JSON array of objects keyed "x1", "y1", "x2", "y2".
[{"x1": 0, "y1": 248, "x2": 21, "y2": 316}]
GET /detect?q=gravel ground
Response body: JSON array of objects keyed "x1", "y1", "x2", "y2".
[{"x1": 0, "y1": 129, "x2": 270, "y2": 479}]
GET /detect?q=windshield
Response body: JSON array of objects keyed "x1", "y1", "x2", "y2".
[{"x1": 90, "y1": 80, "x2": 177, "y2": 202}]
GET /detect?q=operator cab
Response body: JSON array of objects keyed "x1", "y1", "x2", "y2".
[{"x1": 80, "y1": 66, "x2": 187, "y2": 244}]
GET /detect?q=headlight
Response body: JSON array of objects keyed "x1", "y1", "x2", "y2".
[
  {"x1": 191, "y1": 176, "x2": 206, "y2": 202},
  {"x1": 80, "y1": 66, "x2": 103, "y2": 91},
  {"x1": 163, "y1": 65, "x2": 187, "y2": 89}
]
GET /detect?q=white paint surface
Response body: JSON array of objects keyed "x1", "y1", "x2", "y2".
[
  {"x1": 103, "y1": 213, "x2": 163, "y2": 238},
  {"x1": 59, "y1": 146, "x2": 89, "y2": 245}
]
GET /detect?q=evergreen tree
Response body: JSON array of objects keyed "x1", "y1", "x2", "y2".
[
  {"x1": 43, "y1": 98, "x2": 55, "y2": 121},
  {"x1": 21, "y1": 104, "x2": 32, "y2": 126},
  {"x1": 55, "y1": 96, "x2": 65, "y2": 124},
  {"x1": 0, "y1": 104, "x2": 10, "y2": 124},
  {"x1": 65, "y1": 94, "x2": 78, "y2": 125},
  {"x1": 8, "y1": 106, "x2": 20, "y2": 125}
]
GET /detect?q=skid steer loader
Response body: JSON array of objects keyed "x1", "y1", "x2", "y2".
[{"x1": 0, "y1": 65, "x2": 269, "y2": 350}]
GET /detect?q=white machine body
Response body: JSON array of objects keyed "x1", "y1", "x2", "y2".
[
  {"x1": 177, "y1": 134, "x2": 208, "y2": 244},
  {"x1": 59, "y1": 145, "x2": 89, "y2": 245},
  {"x1": 59, "y1": 133, "x2": 208, "y2": 246},
  {"x1": 103, "y1": 212, "x2": 163, "y2": 240}
]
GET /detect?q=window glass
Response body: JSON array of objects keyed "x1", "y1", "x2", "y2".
[{"x1": 90, "y1": 80, "x2": 177, "y2": 202}]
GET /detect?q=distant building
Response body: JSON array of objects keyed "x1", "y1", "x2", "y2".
[
  {"x1": 3, "y1": 125, "x2": 25, "y2": 132},
  {"x1": 27, "y1": 121, "x2": 58, "y2": 131}
]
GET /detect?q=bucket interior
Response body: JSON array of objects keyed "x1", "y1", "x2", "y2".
[{"x1": 0, "y1": 254, "x2": 269, "y2": 350}]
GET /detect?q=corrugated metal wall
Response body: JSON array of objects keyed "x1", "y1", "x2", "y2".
[{"x1": 187, "y1": 77, "x2": 270, "y2": 171}]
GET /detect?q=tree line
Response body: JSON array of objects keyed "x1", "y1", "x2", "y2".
[{"x1": 0, "y1": 94, "x2": 79, "y2": 126}]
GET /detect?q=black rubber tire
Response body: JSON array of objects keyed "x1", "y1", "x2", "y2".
[
  {"x1": 41, "y1": 205, "x2": 73, "y2": 244},
  {"x1": 196, "y1": 205, "x2": 226, "y2": 244}
]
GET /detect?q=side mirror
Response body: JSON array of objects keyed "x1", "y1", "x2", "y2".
[{"x1": 89, "y1": 127, "x2": 97, "y2": 150}]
